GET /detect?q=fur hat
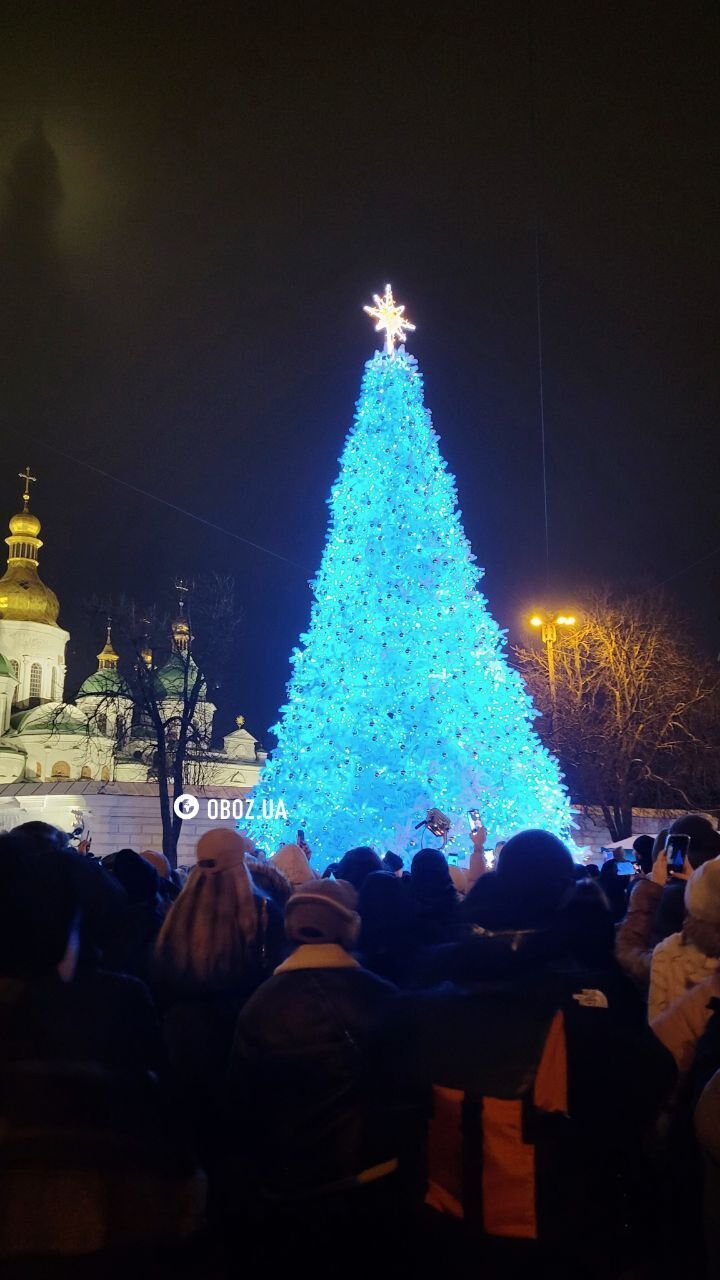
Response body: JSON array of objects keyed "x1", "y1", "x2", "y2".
[
  {"x1": 195, "y1": 828, "x2": 255, "y2": 874},
  {"x1": 685, "y1": 857, "x2": 720, "y2": 925},
  {"x1": 285, "y1": 878, "x2": 360, "y2": 949}
]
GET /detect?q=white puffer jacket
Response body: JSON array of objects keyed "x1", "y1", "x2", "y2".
[{"x1": 648, "y1": 931, "x2": 720, "y2": 1021}]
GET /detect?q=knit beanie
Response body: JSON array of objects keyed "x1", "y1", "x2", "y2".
[
  {"x1": 285, "y1": 878, "x2": 360, "y2": 949},
  {"x1": 685, "y1": 857, "x2": 720, "y2": 925},
  {"x1": 195, "y1": 828, "x2": 255, "y2": 874}
]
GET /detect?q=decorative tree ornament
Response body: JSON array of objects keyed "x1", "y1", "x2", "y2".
[{"x1": 363, "y1": 283, "x2": 416, "y2": 355}]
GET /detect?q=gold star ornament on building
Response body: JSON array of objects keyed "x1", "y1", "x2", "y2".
[{"x1": 364, "y1": 284, "x2": 415, "y2": 355}]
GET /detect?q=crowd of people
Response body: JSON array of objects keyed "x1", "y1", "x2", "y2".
[{"x1": 1, "y1": 814, "x2": 720, "y2": 1278}]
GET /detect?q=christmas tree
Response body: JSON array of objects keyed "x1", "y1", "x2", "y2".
[{"x1": 252, "y1": 286, "x2": 570, "y2": 864}]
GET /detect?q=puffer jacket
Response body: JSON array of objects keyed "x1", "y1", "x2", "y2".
[
  {"x1": 649, "y1": 933, "x2": 720, "y2": 1021},
  {"x1": 229, "y1": 945, "x2": 400, "y2": 1202}
]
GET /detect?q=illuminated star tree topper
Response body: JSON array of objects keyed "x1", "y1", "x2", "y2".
[{"x1": 363, "y1": 283, "x2": 416, "y2": 355}]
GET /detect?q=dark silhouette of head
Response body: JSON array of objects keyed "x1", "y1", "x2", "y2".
[
  {"x1": 105, "y1": 848, "x2": 159, "y2": 904},
  {"x1": 12, "y1": 820, "x2": 71, "y2": 853},
  {"x1": 632, "y1": 835, "x2": 654, "y2": 875},
  {"x1": 335, "y1": 846, "x2": 382, "y2": 893},
  {"x1": 410, "y1": 847, "x2": 455, "y2": 908},
  {"x1": 0, "y1": 834, "x2": 78, "y2": 978},
  {"x1": 668, "y1": 814, "x2": 720, "y2": 870},
  {"x1": 493, "y1": 829, "x2": 576, "y2": 928}
]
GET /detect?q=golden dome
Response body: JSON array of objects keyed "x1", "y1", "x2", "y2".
[
  {"x1": 8, "y1": 509, "x2": 41, "y2": 538},
  {"x1": 0, "y1": 563, "x2": 60, "y2": 625},
  {"x1": 0, "y1": 468, "x2": 60, "y2": 626}
]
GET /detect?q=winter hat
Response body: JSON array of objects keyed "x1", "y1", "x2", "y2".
[
  {"x1": 196, "y1": 828, "x2": 255, "y2": 874},
  {"x1": 495, "y1": 829, "x2": 576, "y2": 927},
  {"x1": 285, "y1": 878, "x2": 360, "y2": 949},
  {"x1": 270, "y1": 843, "x2": 314, "y2": 887},
  {"x1": 685, "y1": 857, "x2": 720, "y2": 925},
  {"x1": 139, "y1": 848, "x2": 171, "y2": 879}
]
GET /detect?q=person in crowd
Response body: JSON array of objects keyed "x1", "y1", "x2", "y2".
[
  {"x1": 653, "y1": 816, "x2": 720, "y2": 941},
  {"x1": 270, "y1": 839, "x2": 318, "y2": 887},
  {"x1": 649, "y1": 858, "x2": 720, "y2": 1020},
  {"x1": 382, "y1": 850, "x2": 404, "y2": 876},
  {"x1": 386, "y1": 829, "x2": 676, "y2": 1276},
  {"x1": 0, "y1": 833, "x2": 163, "y2": 1074},
  {"x1": 152, "y1": 827, "x2": 285, "y2": 1154},
  {"x1": 409, "y1": 847, "x2": 460, "y2": 945},
  {"x1": 358, "y1": 869, "x2": 418, "y2": 985},
  {"x1": 633, "y1": 834, "x2": 655, "y2": 876},
  {"x1": 10, "y1": 819, "x2": 128, "y2": 966},
  {"x1": 335, "y1": 844, "x2": 383, "y2": 892},
  {"x1": 0, "y1": 833, "x2": 204, "y2": 1263},
  {"x1": 617, "y1": 817, "x2": 720, "y2": 988},
  {"x1": 598, "y1": 855, "x2": 631, "y2": 923},
  {"x1": 227, "y1": 878, "x2": 405, "y2": 1254},
  {"x1": 101, "y1": 847, "x2": 167, "y2": 984}
]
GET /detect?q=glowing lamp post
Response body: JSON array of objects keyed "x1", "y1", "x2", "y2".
[{"x1": 528, "y1": 612, "x2": 576, "y2": 707}]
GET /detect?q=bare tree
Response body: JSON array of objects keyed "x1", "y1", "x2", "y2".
[{"x1": 515, "y1": 589, "x2": 720, "y2": 840}]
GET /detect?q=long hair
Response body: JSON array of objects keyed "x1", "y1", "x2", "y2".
[{"x1": 154, "y1": 857, "x2": 259, "y2": 990}]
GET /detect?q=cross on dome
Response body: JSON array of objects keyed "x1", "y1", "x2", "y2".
[
  {"x1": 18, "y1": 466, "x2": 37, "y2": 510},
  {"x1": 364, "y1": 284, "x2": 415, "y2": 355}
]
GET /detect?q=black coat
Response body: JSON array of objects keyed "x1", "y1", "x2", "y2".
[{"x1": 229, "y1": 957, "x2": 398, "y2": 1199}]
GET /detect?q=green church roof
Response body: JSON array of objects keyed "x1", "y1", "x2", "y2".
[
  {"x1": 76, "y1": 668, "x2": 130, "y2": 699},
  {"x1": 0, "y1": 652, "x2": 13, "y2": 680},
  {"x1": 10, "y1": 706, "x2": 88, "y2": 735},
  {"x1": 154, "y1": 651, "x2": 208, "y2": 701}
]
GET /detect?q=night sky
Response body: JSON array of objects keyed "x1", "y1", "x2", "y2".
[{"x1": 1, "y1": 1, "x2": 718, "y2": 747}]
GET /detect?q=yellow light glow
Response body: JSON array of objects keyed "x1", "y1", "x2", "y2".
[
  {"x1": 364, "y1": 283, "x2": 416, "y2": 355},
  {"x1": 557, "y1": 615, "x2": 576, "y2": 626},
  {"x1": 530, "y1": 615, "x2": 543, "y2": 628}
]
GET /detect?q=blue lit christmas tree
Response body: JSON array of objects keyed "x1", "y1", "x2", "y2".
[{"x1": 252, "y1": 286, "x2": 570, "y2": 864}]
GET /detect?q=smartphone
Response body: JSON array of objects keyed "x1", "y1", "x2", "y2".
[
  {"x1": 615, "y1": 861, "x2": 635, "y2": 877},
  {"x1": 447, "y1": 854, "x2": 459, "y2": 866},
  {"x1": 467, "y1": 808, "x2": 482, "y2": 832},
  {"x1": 297, "y1": 829, "x2": 305, "y2": 844},
  {"x1": 666, "y1": 833, "x2": 690, "y2": 872}
]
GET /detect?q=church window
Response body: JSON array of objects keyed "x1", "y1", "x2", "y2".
[
  {"x1": 51, "y1": 761, "x2": 70, "y2": 780},
  {"x1": 97, "y1": 713, "x2": 108, "y2": 735},
  {"x1": 29, "y1": 664, "x2": 42, "y2": 699},
  {"x1": 100, "y1": 766, "x2": 110, "y2": 782},
  {"x1": 80, "y1": 765, "x2": 92, "y2": 779},
  {"x1": 10, "y1": 660, "x2": 19, "y2": 682},
  {"x1": 51, "y1": 669, "x2": 59, "y2": 700}
]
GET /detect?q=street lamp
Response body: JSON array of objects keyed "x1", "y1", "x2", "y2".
[{"x1": 528, "y1": 612, "x2": 576, "y2": 706}]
